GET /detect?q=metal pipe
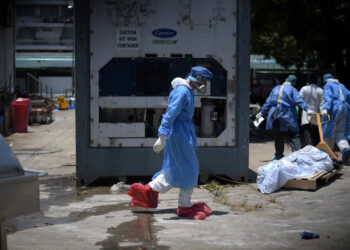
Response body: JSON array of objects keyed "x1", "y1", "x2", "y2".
[{"x1": 27, "y1": 73, "x2": 45, "y2": 97}]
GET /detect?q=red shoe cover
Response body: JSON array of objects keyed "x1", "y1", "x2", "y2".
[
  {"x1": 130, "y1": 198, "x2": 150, "y2": 208},
  {"x1": 127, "y1": 183, "x2": 158, "y2": 208},
  {"x1": 177, "y1": 206, "x2": 207, "y2": 220},
  {"x1": 193, "y1": 202, "x2": 212, "y2": 216}
]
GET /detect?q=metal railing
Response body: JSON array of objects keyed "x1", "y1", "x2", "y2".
[{"x1": 26, "y1": 72, "x2": 53, "y2": 100}]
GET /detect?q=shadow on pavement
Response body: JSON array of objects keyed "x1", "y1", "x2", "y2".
[{"x1": 133, "y1": 208, "x2": 229, "y2": 221}]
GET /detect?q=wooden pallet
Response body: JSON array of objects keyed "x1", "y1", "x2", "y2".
[{"x1": 283, "y1": 167, "x2": 343, "y2": 190}]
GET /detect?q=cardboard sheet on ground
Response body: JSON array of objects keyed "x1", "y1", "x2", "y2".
[{"x1": 257, "y1": 145, "x2": 333, "y2": 194}]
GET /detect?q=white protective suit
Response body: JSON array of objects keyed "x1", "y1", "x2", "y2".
[{"x1": 299, "y1": 83, "x2": 324, "y2": 125}]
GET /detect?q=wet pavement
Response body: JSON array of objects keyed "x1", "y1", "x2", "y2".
[{"x1": 4, "y1": 110, "x2": 350, "y2": 249}]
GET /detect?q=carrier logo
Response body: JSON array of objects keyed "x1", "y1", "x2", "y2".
[{"x1": 152, "y1": 28, "x2": 177, "y2": 38}]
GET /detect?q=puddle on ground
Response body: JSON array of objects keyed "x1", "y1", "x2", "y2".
[
  {"x1": 69, "y1": 202, "x2": 130, "y2": 221},
  {"x1": 10, "y1": 174, "x2": 170, "y2": 249},
  {"x1": 76, "y1": 186, "x2": 113, "y2": 198},
  {"x1": 95, "y1": 212, "x2": 168, "y2": 250},
  {"x1": 40, "y1": 175, "x2": 130, "y2": 198},
  {"x1": 7, "y1": 201, "x2": 131, "y2": 233},
  {"x1": 7, "y1": 176, "x2": 129, "y2": 233},
  {"x1": 39, "y1": 175, "x2": 120, "y2": 204}
]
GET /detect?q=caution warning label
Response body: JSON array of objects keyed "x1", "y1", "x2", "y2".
[{"x1": 116, "y1": 28, "x2": 140, "y2": 49}]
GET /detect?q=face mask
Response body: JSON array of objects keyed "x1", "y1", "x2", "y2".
[{"x1": 196, "y1": 84, "x2": 207, "y2": 94}]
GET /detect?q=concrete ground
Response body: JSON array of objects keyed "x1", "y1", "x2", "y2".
[{"x1": 4, "y1": 110, "x2": 350, "y2": 249}]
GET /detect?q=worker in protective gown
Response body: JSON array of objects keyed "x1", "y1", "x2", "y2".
[
  {"x1": 299, "y1": 76, "x2": 324, "y2": 146},
  {"x1": 321, "y1": 73, "x2": 350, "y2": 163},
  {"x1": 256, "y1": 75, "x2": 311, "y2": 160},
  {"x1": 127, "y1": 66, "x2": 213, "y2": 220}
]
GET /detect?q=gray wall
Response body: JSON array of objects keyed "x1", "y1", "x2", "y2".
[{"x1": 39, "y1": 76, "x2": 73, "y2": 95}]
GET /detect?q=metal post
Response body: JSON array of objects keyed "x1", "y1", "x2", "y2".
[
  {"x1": 40, "y1": 82, "x2": 42, "y2": 98},
  {"x1": 46, "y1": 85, "x2": 48, "y2": 99},
  {"x1": 0, "y1": 221, "x2": 7, "y2": 250},
  {"x1": 236, "y1": 0, "x2": 251, "y2": 180}
]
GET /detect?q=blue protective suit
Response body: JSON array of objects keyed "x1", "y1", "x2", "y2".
[
  {"x1": 322, "y1": 80, "x2": 350, "y2": 140},
  {"x1": 152, "y1": 79, "x2": 198, "y2": 189},
  {"x1": 260, "y1": 83, "x2": 309, "y2": 132}
]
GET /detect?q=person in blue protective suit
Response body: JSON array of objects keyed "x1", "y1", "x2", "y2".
[
  {"x1": 255, "y1": 75, "x2": 311, "y2": 160},
  {"x1": 321, "y1": 73, "x2": 350, "y2": 163},
  {"x1": 127, "y1": 66, "x2": 213, "y2": 220}
]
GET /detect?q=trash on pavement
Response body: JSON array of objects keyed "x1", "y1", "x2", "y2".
[
  {"x1": 300, "y1": 231, "x2": 320, "y2": 239},
  {"x1": 110, "y1": 182, "x2": 130, "y2": 193}
]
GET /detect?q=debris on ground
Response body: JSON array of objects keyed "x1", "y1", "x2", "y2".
[
  {"x1": 110, "y1": 182, "x2": 130, "y2": 193},
  {"x1": 300, "y1": 231, "x2": 320, "y2": 239},
  {"x1": 34, "y1": 223, "x2": 53, "y2": 228}
]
